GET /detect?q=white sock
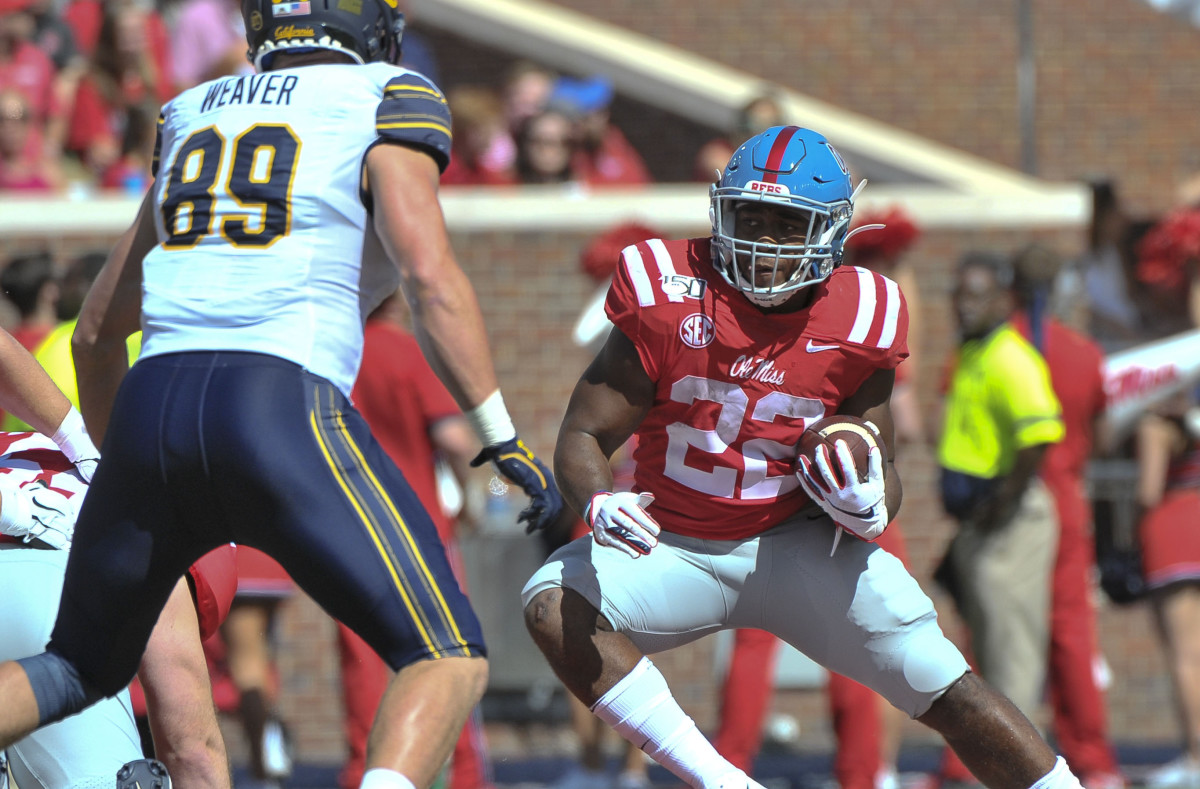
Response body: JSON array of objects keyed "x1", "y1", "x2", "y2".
[
  {"x1": 360, "y1": 769, "x2": 418, "y2": 789},
  {"x1": 590, "y1": 657, "x2": 739, "y2": 789},
  {"x1": 1028, "y1": 757, "x2": 1083, "y2": 789}
]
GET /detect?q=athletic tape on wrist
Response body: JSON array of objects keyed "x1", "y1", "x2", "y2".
[{"x1": 465, "y1": 390, "x2": 516, "y2": 448}]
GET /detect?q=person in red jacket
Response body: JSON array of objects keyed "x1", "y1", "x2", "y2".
[
  {"x1": 1011, "y1": 245, "x2": 1124, "y2": 789},
  {"x1": 340, "y1": 292, "x2": 494, "y2": 789}
]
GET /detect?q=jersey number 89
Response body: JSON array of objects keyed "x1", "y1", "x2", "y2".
[{"x1": 160, "y1": 123, "x2": 301, "y2": 250}]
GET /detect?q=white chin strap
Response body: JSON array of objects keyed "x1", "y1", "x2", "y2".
[
  {"x1": 253, "y1": 36, "x2": 366, "y2": 70},
  {"x1": 742, "y1": 287, "x2": 799, "y2": 308}
]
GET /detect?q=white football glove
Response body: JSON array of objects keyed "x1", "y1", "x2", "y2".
[
  {"x1": 797, "y1": 441, "x2": 888, "y2": 551},
  {"x1": 586, "y1": 491, "x2": 660, "y2": 558},
  {"x1": 0, "y1": 480, "x2": 75, "y2": 550}
]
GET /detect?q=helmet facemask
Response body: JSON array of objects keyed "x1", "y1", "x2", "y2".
[{"x1": 711, "y1": 186, "x2": 853, "y2": 308}]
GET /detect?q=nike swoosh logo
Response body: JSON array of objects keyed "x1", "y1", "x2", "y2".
[{"x1": 806, "y1": 340, "x2": 839, "y2": 353}]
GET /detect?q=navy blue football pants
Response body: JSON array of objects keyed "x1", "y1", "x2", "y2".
[{"x1": 50, "y1": 351, "x2": 485, "y2": 697}]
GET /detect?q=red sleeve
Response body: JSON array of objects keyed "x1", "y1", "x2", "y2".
[
  {"x1": 810, "y1": 266, "x2": 910, "y2": 369},
  {"x1": 604, "y1": 240, "x2": 667, "y2": 381},
  {"x1": 188, "y1": 544, "x2": 238, "y2": 641}
]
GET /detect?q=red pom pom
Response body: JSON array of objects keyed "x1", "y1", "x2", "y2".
[
  {"x1": 1137, "y1": 209, "x2": 1200, "y2": 291},
  {"x1": 580, "y1": 222, "x2": 662, "y2": 282},
  {"x1": 844, "y1": 206, "x2": 920, "y2": 267}
]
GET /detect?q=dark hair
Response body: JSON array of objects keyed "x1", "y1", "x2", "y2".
[
  {"x1": 1, "y1": 252, "x2": 55, "y2": 318},
  {"x1": 958, "y1": 250, "x2": 1014, "y2": 289},
  {"x1": 1011, "y1": 243, "x2": 1063, "y2": 303},
  {"x1": 57, "y1": 251, "x2": 108, "y2": 321}
]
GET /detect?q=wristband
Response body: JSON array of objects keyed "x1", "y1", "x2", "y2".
[
  {"x1": 465, "y1": 390, "x2": 516, "y2": 448},
  {"x1": 0, "y1": 478, "x2": 32, "y2": 537},
  {"x1": 52, "y1": 408, "x2": 99, "y2": 464}
]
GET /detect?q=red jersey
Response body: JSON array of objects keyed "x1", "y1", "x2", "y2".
[
  {"x1": 0, "y1": 432, "x2": 86, "y2": 546},
  {"x1": 606, "y1": 237, "x2": 908, "y2": 539},
  {"x1": 351, "y1": 320, "x2": 461, "y2": 544},
  {"x1": 1012, "y1": 312, "x2": 1106, "y2": 484}
]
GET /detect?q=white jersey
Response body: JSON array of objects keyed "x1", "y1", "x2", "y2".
[{"x1": 140, "y1": 62, "x2": 453, "y2": 396}]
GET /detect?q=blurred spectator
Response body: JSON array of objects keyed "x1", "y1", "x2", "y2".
[
  {"x1": 338, "y1": 291, "x2": 492, "y2": 789},
  {"x1": 1054, "y1": 181, "x2": 1146, "y2": 350},
  {"x1": 211, "y1": 553, "x2": 296, "y2": 787},
  {"x1": 65, "y1": 0, "x2": 174, "y2": 177},
  {"x1": 501, "y1": 60, "x2": 554, "y2": 136},
  {"x1": 1136, "y1": 390, "x2": 1200, "y2": 788},
  {"x1": 514, "y1": 107, "x2": 579, "y2": 185},
  {"x1": 98, "y1": 99, "x2": 156, "y2": 192},
  {"x1": 28, "y1": 0, "x2": 82, "y2": 73},
  {"x1": 441, "y1": 85, "x2": 516, "y2": 187},
  {"x1": 548, "y1": 75, "x2": 650, "y2": 187},
  {"x1": 693, "y1": 91, "x2": 784, "y2": 183},
  {"x1": 1011, "y1": 245, "x2": 1126, "y2": 789},
  {"x1": 168, "y1": 0, "x2": 248, "y2": 91},
  {"x1": 2, "y1": 250, "x2": 113, "y2": 432},
  {"x1": 0, "y1": 1, "x2": 66, "y2": 158},
  {"x1": 1135, "y1": 206, "x2": 1200, "y2": 334},
  {"x1": 936, "y1": 252, "x2": 1063, "y2": 737},
  {"x1": 0, "y1": 250, "x2": 58, "y2": 350},
  {"x1": 0, "y1": 86, "x2": 60, "y2": 190}
]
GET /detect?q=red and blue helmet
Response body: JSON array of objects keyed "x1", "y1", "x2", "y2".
[
  {"x1": 710, "y1": 125, "x2": 856, "y2": 307},
  {"x1": 242, "y1": 0, "x2": 405, "y2": 71}
]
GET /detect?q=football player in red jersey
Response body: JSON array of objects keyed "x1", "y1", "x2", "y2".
[{"x1": 522, "y1": 126, "x2": 1085, "y2": 789}]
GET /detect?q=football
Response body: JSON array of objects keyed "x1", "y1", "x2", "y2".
[{"x1": 796, "y1": 415, "x2": 884, "y2": 485}]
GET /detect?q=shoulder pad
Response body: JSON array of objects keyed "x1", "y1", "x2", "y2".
[
  {"x1": 612, "y1": 238, "x2": 707, "y2": 309},
  {"x1": 376, "y1": 72, "x2": 452, "y2": 172},
  {"x1": 822, "y1": 266, "x2": 906, "y2": 350}
]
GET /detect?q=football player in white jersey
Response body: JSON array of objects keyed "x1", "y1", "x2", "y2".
[
  {"x1": 0, "y1": 3, "x2": 562, "y2": 789},
  {"x1": 522, "y1": 126, "x2": 1085, "y2": 789}
]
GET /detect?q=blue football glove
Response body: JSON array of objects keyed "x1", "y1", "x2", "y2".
[{"x1": 471, "y1": 436, "x2": 563, "y2": 533}]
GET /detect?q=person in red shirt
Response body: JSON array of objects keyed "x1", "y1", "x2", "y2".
[
  {"x1": 712, "y1": 209, "x2": 924, "y2": 789},
  {"x1": 340, "y1": 293, "x2": 494, "y2": 789},
  {"x1": 1011, "y1": 245, "x2": 1124, "y2": 789},
  {"x1": 0, "y1": 3, "x2": 63, "y2": 160},
  {"x1": 441, "y1": 85, "x2": 516, "y2": 187},
  {"x1": 522, "y1": 126, "x2": 1084, "y2": 789},
  {"x1": 548, "y1": 75, "x2": 651, "y2": 187},
  {"x1": 64, "y1": 1, "x2": 174, "y2": 176}
]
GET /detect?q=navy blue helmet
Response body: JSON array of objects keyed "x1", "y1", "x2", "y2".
[{"x1": 242, "y1": 0, "x2": 405, "y2": 71}]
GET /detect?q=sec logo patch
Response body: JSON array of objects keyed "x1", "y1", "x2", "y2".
[{"x1": 680, "y1": 313, "x2": 715, "y2": 349}]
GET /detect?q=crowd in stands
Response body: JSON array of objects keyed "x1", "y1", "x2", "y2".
[{"x1": 0, "y1": 0, "x2": 777, "y2": 194}]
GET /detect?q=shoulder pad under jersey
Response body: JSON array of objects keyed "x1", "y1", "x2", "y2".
[
  {"x1": 814, "y1": 266, "x2": 908, "y2": 352},
  {"x1": 376, "y1": 71, "x2": 452, "y2": 172}
]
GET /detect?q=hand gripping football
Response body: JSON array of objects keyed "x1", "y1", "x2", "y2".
[{"x1": 796, "y1": 415, "x2": 884, "y2": 484}]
